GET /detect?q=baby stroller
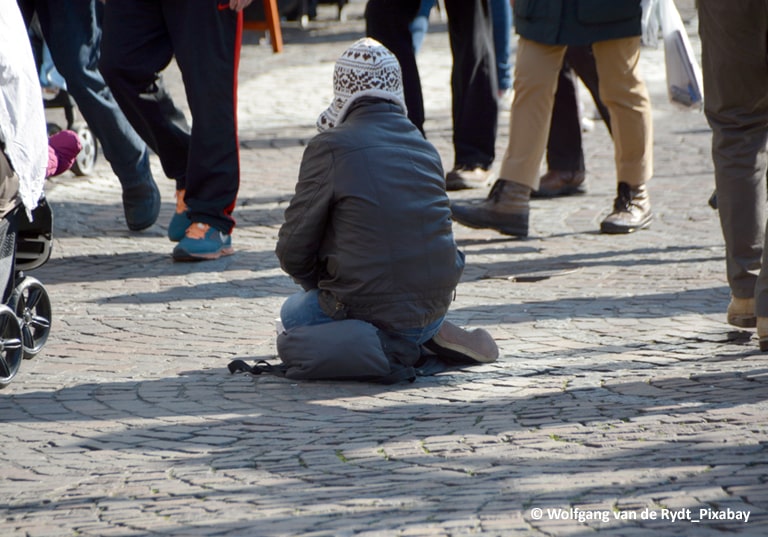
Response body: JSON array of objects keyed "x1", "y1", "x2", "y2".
[
  {"x1": 30, "y1": 17, "x2": 98, "y2": 176},
  {"x1": 43, "y1": 90, "x2": 98, "y2": 177},
  {"x1": 0, "y1": 192, "x2": 54, "y2": 389}
]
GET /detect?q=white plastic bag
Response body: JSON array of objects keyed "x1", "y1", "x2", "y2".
[
  {"x1": 641, "y1": 0, "x2": 661, "y2": 48},
  {"x1": 659, "y1": 0, "x2": 703, "y2": 109}
]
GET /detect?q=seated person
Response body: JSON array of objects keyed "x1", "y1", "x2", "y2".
[{"x1": 275, "y1": 38, "x2": 498, "y2": 364}]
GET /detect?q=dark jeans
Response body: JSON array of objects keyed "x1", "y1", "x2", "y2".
[
  {"x1": 490, "y1": 0, "x2": 512, "y2": 91},
  {"x1": 19, "y1": 0, "x2": 153, "y2": 190},
  {"x1": 366, "y1": 0, "x2": 497, "y2": 169},
  {"x1": 444, "y1": 0, "x2": 498, "y2": 169},
  {"x1": 546, "y1": 45, "x2": 611, "y2": 172},
  {"x1": 365, "y1": 0, "x2": 425, "y2": 133},
  {"x1": 99, "y1": 0, "x2": 242, "y2": 234}
]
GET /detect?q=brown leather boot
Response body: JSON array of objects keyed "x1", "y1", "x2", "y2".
[
  {"x1": 727, "y1": 297, "x2": 756, "y2": 328},
  {"x1": 450, "y1": 179, "x2": 530, "y2": 237},
  {"x1": 600, "y1": 182, "x2": 652, "y2": 234},
  {"x1": 532, "y1": 170, "x2": 586, "y2": 198},
  {"x1": 758, "y1": 317, "x2": 768, "y2": 352}
]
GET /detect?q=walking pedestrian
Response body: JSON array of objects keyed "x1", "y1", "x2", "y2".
[
  {"x1": 451, "y1": 0, "x2": 653, "y2": 237},
  {"x1": 699, "y1": 0, "x2": 768, "y2": 350},
  {"x1": 99, "y1": 0, "x2": 253, "y2": 261},
  {"x1": 365, "y1": 0, "x2": 498, "y2": 190},
  {"x1": 18, "y1": 0, "x2": 161, "y2": 232}
]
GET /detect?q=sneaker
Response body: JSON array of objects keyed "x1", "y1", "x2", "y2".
[
  {"x1": 727, "y1": 296, "x2": 756, "y2": 328},
  {"x1": 168, "y1": 189, "x2": 192, "y2": 242},
  {"x1": 446, "y1": 166, "x2": 495, "y2": 191},
  {"x1": 600, "y1": 182, "x2": 652, "y2": 234},
  {"x1": 424, "y1": 320, "x2": 499, "y2": 363},
  {"x1": 172, "y1": 222, "x2": 234, "y2": 261},
  {"x1": 122, "y1": 179, "x2": 161, "y2": 231}
]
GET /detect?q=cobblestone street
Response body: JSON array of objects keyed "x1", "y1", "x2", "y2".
[{"x1": 2, "y1": 2, "x2": 767, "y2": 536}]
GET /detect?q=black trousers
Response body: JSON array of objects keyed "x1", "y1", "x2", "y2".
[
  {"x1": 546, "y1": 45, "x2": 611, "y2": 172},
  {"x1": 99, "y1": 0, "x2": 242, "y2": 234},
  {"x1": 365, "y1": 0, "x2": 424, "y2": 133},
  {"x1": 18, "y1": 0, "x2": 155, "y2": 190},
  {"x1": 366, "y1": 0, "x2": 498, "y2": 169}
]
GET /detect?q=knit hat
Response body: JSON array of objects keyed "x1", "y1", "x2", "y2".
[{"x1": 317, "y1": 37, "x2": 407, "y2": 132}]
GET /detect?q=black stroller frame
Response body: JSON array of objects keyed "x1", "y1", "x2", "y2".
[
  {"x1": 0, "y1": 195, "x2": 54, "y2": 389},
  {"x1": 43, "y1": 91, "x2": 98, "y2": 177}
]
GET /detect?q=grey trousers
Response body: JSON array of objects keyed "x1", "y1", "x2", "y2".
[{"x1": 699, "y1": 0, "x2": 768, "y2": 313}]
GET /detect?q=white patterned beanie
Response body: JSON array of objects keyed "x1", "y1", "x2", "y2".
[{"x1": 317, "y1": 37, "x2": 407, "y2": 132}]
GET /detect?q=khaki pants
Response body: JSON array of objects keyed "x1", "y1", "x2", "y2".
[{"x1": 499, "y1": 36, "x2": 653, "y2": 190}]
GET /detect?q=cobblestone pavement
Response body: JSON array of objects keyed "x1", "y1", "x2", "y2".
[{"x1": 2, "y1": 2, "x2": 767, "y2": 536}]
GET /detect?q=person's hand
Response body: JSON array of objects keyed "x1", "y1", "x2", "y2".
[{"x1": 229, "y1": 0, "x2": 254, "y2": 11}]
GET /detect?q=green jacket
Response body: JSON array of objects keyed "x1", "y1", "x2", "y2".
[{"x1": 514, "y1": 0, "x2": 642, "y2": 46}]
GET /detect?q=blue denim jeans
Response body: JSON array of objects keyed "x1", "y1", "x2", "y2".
[
  {"x1": 280, "y1": 290, "x2": 444, "y2": 346},
  {"x1": 490, "y1": 0, "x2": 512, "y2": 91},
  {"x1": 411, "y1": 0, "x2": 435, "y2": 54},
  {"x1": 28, "y1": 0, "x2": 154, "y2": 189},
  {"x1": 411, "y1": 0, "x2": 511, "y2": 91}
]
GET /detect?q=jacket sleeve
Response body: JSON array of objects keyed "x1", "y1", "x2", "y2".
[{"x1": 275, "y1": 138, "x2": 334, "y2": 290}]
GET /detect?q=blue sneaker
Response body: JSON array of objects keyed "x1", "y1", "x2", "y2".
[
  {"x1": 172, "y1": 223, "x2": 234, "y2": 261},
  {"x1": 168, "y1": 189, "x2": 192, "y2": 242}
]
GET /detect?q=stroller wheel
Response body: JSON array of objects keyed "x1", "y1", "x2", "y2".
[
  {"x1": 0, "y1": 305, "x2": 24, "y2": 389},
  {"x1": 71, "y1": 122, "x2": 98, "y2": 176},
  {"x1": 12, "y1": 276, "x2": 52, "y2": 360}
]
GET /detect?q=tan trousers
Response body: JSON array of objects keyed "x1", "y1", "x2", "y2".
[{"x1": 499, "y1": 36, "x2": 653, "y2": 190}]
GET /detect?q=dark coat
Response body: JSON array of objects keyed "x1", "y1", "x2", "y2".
[
  {"x1": 514, "y1": 0, "x2": 642, "y2": 47},
  {"x1": 276, "y1": 98, "x2": 465, "y2": 331}
]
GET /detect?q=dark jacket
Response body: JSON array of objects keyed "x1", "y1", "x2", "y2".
[
  {"x1": 514, "y1": 0, "x2": 642, "y2": 47},
  {"x1": 276, "y1": 98, "x2": 465, "y2": 331}
]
